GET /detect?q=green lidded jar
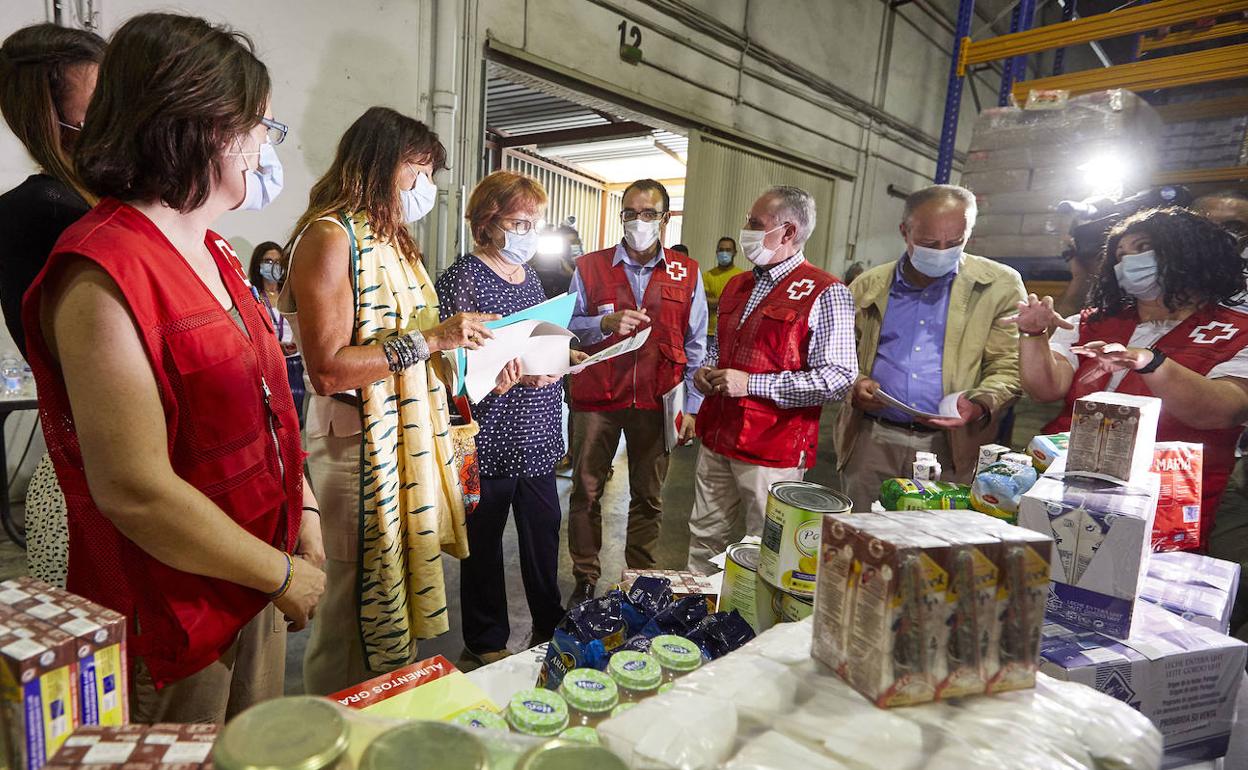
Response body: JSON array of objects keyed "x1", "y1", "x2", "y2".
[
  {"x1": 453, "y1": 708, "x2": 510, "y2": 733},
  {"x1": 516, "y1": 741, "x2": 628, "y2": 770},
  {"x1": 360, "y1": 722, "x2": 489, "y2": 770},
  {"x1": 607, "y1": 651, "x2": 662, "y2": 702},
  {"x1": 558, "y1": 726, "x2": 600, "y2": 745},
  {"x1": 214, "y1": 696, "x2": 349, "y2": 770},
  {"x1": 650, "y1": 635, "x2": 702, "y2": 682},
  {"x1": 558, "y1": 668, "x2": 618, "y2": 727},
  {"x1": 506, "y1": 688, "x2": 569, "y2": 737}
]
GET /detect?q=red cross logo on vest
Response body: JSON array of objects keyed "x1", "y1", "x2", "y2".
[
  {"x1": 787, "y1": 278, "x2": 816, "y2": 301},
  {"x1": 666, "y1": 261, "x2": 687, "y2": 282},
  {"x1": 1190, "y1": 321, "x2": 1240, "y2": 345}
]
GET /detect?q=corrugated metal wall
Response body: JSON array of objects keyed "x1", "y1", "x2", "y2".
[
  {"x1": 603, "y1": 191, "x2": 623, "y2": 250},
  {"x1": 503, "y1": 151, "x2": 605, "y2": 249},
  {"x1": 682, "y1": 131, "x2": 837, "y2": 272}
]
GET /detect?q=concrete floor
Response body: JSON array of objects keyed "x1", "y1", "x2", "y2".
[{"x1": 281, "y1": 398, "x2": 1063, "y2": 693}]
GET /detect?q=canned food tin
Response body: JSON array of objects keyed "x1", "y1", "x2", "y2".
[
  {"x1": 517, "y1": 741, "x2": 629, "y2": 770},
  {"x1": 759, "y1": 482, "x2": 852, "y2": 597},
  {"x1": 717, "y1": 542, "x2": 780, "y2": 633},
  {"x1": 360, "y1": 722, "x2": 488, "y2": 770},
  {"x1": 214, "y1": 696, "x2": 349, "y2": 770},
  {"x1": 779, "y1": 590, "x2": 814, "y2": 622}
]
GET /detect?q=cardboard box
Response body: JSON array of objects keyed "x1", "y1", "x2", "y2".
[
  {"x1": 329, "y1": 655, "x2": 493, "y2": 721},
  {"x1": 49, "y1": 724, "x2": 217, "y2": 770},
  {"x1": 1040, "y1": 602, "x2": 1246, "y2": 767},
  {"x1": 1019, "y1": 473, "x2": 1159, "y2": 639},
  {"x1": 0, "y1": 607, "x2": 80, "y2": 770},
  {"x1": 1141, "y1": 551, "x2": 1239, "y2": 635},
  {"x1": 1066, "y1": 392, "x2": 1161, "y2": 484},
  {"x1": 619, "y1": 569, "x2": 718, "y2": 608},
  {"x1": 0, "y1": 579, "x2": 128, "y2": 727}
]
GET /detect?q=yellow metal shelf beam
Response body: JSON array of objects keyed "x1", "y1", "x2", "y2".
[
  {"x1": 1155, "y1": 94, "x2": 1248, "y2": 122},
  {"x1": 960, "y1": 0, "x2": 1248, "y2": 74},
  {"x1": 1152, "y1": 166, "x2": 1248, "y2": 184},
  {"x1": 1138, "y1": 19, "x2": 1248, "y2": 54},
  {"x1": 1011, "y1": 43, "x2": 1248, "y2": 103}
]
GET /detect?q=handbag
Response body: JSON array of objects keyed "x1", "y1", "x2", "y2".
[{"x1": 449, "y1": 395, "x2": 481, "y2": 514}]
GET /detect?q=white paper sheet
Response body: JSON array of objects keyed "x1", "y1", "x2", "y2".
[
  {"x1": 874, "y1": 389, "x2": 963, "y2": 421},
  {"x1": 567, "y1": 327, "x2": 652, "y2": 374}
]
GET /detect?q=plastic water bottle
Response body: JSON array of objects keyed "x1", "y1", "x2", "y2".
[
  {"x1": 1, "y1": 357, "x2": 21, "y2": 398},
  {"x1": 21, "y1": 364, "x2": 33, "y2": 397}
]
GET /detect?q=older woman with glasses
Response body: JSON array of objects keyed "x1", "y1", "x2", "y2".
[{"x1": 435, "y1": 170, "x2": 585, "y2": 669}]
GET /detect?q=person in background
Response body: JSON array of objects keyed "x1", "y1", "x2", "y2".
[
  {"x1": 670, "y1": 244, "x2": 690, "y2": 256},
  {"x1": 688, "y1": 187, "x2": 857, "y2": 574},
  {"x1": 24, "y1": 13, "x2": 322, "y2": 722},
  {"x1": 437, "y1": 171, "x2": 587, "y2": 670},
  {"x1": 843, "y1": 261, "x2": 866, "y2": 285},
  {"x1": 566, "y1": 178, "x2": 706, "y2": 605},
  {"x1": 703, "y1": 236, "x2": 745, "y2": 342},
  {"x1": 834, "y1": 184, "x2": 1025, "y2": 509},
  {"x1": 285, "y1": 107, "x2": 495, "y2": 695},
  {"x1": 0, "y1": 24, "x2": 104, "y2": 589},
  {"x1": 249, "y1": 242, "x2": 305, "y2": 425},
  {"x1": 1193, "y1": 189, "x2": 1248, "y2": 251},
  {"x1": 534, "y1": 218, "x2": 581, "y2": 300}
]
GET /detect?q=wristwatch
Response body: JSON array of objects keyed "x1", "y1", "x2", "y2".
[{"x1": 1136, "y1": 347, "x2": 1167, "y2": 375}]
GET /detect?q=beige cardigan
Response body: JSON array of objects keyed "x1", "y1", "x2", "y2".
[{"x1": 833, "y1": 253, "x2": 1026, "y2": 479}]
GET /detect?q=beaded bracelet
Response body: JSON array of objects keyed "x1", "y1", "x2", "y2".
[
  {"x1": 266, "y1": 552, "x2": 294, "y2": 601},
  {"x1": 382, "y1": 333, "x2": 431, "y2": 373}
]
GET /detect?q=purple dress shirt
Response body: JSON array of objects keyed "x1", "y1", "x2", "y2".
[{"x1": 870, "y1": 257, "x2": 957, "y2": 423}]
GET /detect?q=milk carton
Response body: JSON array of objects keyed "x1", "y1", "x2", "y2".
[
  {"x1": 1066, "y1": 392, "x2": 1160, "y2": 484},
  {"x1": 1141, "y1": 551, "x2": 1240, "y2": 634}
]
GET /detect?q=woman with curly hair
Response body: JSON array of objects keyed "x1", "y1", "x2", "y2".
[{"x1": 1009, "y1": 207, "x2": 1248, "y2": 538}]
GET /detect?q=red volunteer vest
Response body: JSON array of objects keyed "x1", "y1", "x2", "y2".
[
  {"x1": 570, "y1": 246, "x2": 697, "y2": 411},
  {"x1": 1044, "y1": 304, "x2": 1248, "y2": 543},
  {"x1": 23, "y1": 199, "x2": 304, "y2": 688},
  {"x1": 697, "y1": 262, "x2": 838, "y2": 469}
]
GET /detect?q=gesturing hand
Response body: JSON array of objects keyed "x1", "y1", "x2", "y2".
[
  {"x1": 425, "y1": 312, "x2": 500, "y2": 352},
  {"x1": 1000, "y1": 294, "x2": 1075, "y2": 336},
  {"x1": 1071, "y1": 341, "x2": 1156, "y2": 385},
  {"x1": 602, "y1": 309, "x2": 649, "y2": 336}
]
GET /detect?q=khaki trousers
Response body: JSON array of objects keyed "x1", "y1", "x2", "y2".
[
  {"x1": 686, "y1": 446, "x2": 806, "y2": 575},
  {"x1": 568, "y1": 408, "x2": 669, "y2": 585},
  {"x1": 130, "y1": 605, "x2": 285, "y2": 724},
  {"x1": 841, "y1": 418, "x2": 957, "y2": 512}
]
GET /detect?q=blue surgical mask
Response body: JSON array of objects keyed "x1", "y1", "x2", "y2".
[
  {"x1": 1113, "y1": 250, "x2": 1163, "y2": 301},
  {"x1": 716, "y1": 250, "x2": 733, "y2": 267},
  {"x1": 401, "y1": 172, "x2": 437, "y2": 223},
  {"x1": 236, "y1": 142, "x2": 283, "y2": 211},
  {"x1": 908, "y1": 243, "x2": 963, "y2": 278},
  {"x1": 499, "y1": 227, "x2": 539, "y2": 265},
  {"x1": 259, "y1": 262, "x2": 284, "y2": 283}
]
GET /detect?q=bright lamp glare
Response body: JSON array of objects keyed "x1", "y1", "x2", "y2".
[
  {"x1": 1078, "y1": 154, "x2": 1126, "y2": 195},
  {"x1": 537, "y1": 234, "x2": 565, "y2": 256}
]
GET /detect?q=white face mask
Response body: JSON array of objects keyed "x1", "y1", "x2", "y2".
[
  {"x1": 235, "y1": 142, "x2": 284, "y2": 212},
  {"x1": 1113, "y1": 249, "x2": 1164, "y2": 301},
  {"x1": 907, "y1": 243, "x2": 963, "y2": 278},
  {"x1": 401, "y1": 172, "x2": 437, "y2": 223},
  {"x1": 499, "y1": 227, "x2": 539, "y2": 265},
  {"x1": 739, "y1": 224, "x2": 787, "y2": 266},
  {"x1": 623, "y1": 219, "x2": 660, "y2": 251}
]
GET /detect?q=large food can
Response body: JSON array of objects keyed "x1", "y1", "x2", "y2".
[
  {"x1": 779, "y1": 590, "x2": 814, "y2": 622},
  {"x1": 717, "y1": 542, "x2": 779, "y2": 633},
  {"x1": 759, "y1": 482, "x2": 852, "y2": 597}
]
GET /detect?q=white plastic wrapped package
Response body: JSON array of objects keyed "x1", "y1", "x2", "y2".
[
  {"x1": 597, "y1": 690, "x2": 737, "y2": 770},
  {"x1": 672, "y1": 650, "x2": 799, "y2": 729},
  {"x1": 723, "y1": 731, "x2": 849, "y2": 770}
]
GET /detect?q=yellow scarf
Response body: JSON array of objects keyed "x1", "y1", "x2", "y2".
[{"x1": 341, "y1": 211, "x2": 468, "y2": 672}]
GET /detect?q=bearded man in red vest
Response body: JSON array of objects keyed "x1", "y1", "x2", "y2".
[
  {"x1": 687, "y1": 186, "x2": 858, "y2": 574},
  {"x1": 566, "y1": 179, "x2": 707, "y2": 605}
]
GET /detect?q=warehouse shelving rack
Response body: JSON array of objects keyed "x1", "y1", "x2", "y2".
[{"x1": 936, "y1": 0, "x2": 1248, "y2": 186}]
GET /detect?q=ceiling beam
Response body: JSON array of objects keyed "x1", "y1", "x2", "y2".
[{"x1": 494, "y1": 121, "x2": 654, "y2": 149}]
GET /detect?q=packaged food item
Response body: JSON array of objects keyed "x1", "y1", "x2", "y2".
[
  {"x1": 639, "y1": 595, "x2": 709, "y2": 638},
  {"x1": 623, "y1": 576, "x2": 672, "y2": 618},
  {"x1": 557, "y1": 726, "x2": 600, "y2": 745},
  {"x1": 515, "y1": 741, "x2": 629, "y2": 770},
  {"x1": 684, "y1": 611, "x2": 756, "y2": 660},
  {"x1": 913, "y1": 451, "x2": 942, "y2": 481},
  {"x1": 505, "y1": 689, "x2": 569, "y2": 737},
  {"x1": 359, "y1": 721, "x2": 489, "y2": 770},
  {"x1": 969, "y1": 454, "x2": 1039, "y2": 523},
  {"x1": 987, "y1": 523, "x2": 1052, "y2": 693},
  {"x1": 1027, "y1": 432, "x2": 1069, "y2": 471},
  {"x1": 606, "y1": 652, "x2": 661, "y2": 703},
  {"x1": 976, "y1": 443, "x2": 1012, "y2": 474},
  {"x1": 1019, "y1": 473, "x2": 1159, "y2": 639},
  {"x1": 51, "y1": 724, "x2": 218, "y2": 770},
  {"x1": 618, "y1": 570, "x2": 717, "y2": 612},
  {"x1": 879, "y1": 479, "x2": 971, "y2": 511},
  {"x1": 1150, "y1": 441, "x2": 1202, "y2": 552},
  {"x1": 778, "y1": 591, "x2": 813, "y2": 623},
  {"x1": 214, "y1": 696, "x2": 348, "y2": 770},
  {"x1": 558, "y1": 669, "x2": 618, "y2": 727},
  {"x1": 329, "y1": 655, "x2": 493, "y2": 720},
  {"x1": 717, "y1": 542, "x2": 780, "y2": 634},
  {"x1": 758, "y1": 482, "x2": 850, "y2": 597},
  {"x1": 1066, "y1": 392, "x2": 1161, "y2": 484},
  {"x1": 649, "y1": 635, "x2": 702, "y2": 683},
  {"x1": 452, "y1": 708, "x2": 510, "y2": 733},
  {"x1": 1142, "y1": 551, "x2": 1240, "y2": 635},
  {"x1": 0, "y1": 606, "x2": 79, "y2": 770},
  {"x1": 538, "y1": 592, "x2": 631, "y2": 691}
]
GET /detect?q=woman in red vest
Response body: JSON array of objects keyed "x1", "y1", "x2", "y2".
[
  {"x1": 23, "y1": 13, "x2": 324, "y2": 723},
  {"x1": 1012, "y1": 207, "x2": 1248, "y2": 544}
]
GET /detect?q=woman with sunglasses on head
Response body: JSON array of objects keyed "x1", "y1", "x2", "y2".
[
  {"x1": 23, "y1": 13, "x2": 322, "y2": 722},
  {"x1": 0, "y1": 23, "x2": 104, "y2": 589},
  {"x1": 284, "y1": 107, "x2": 503, "y2": 695},
  {"x1": 435, "y1": 171, "x2": 587, "y2": 670},
  {"x1": 249, "y1": 241, "x2": 305, "y2": 425}
]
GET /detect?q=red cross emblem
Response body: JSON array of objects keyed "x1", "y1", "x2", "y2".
[
  {"x1": 787, "y1": 278, "x2": 816, "y2": 301},
  {"x1": 666, "y1": 262, "x2": 687, "y2": 282},
  {"x1": 1190, "y1": 321, "x2": 1240, "y2": 345}
]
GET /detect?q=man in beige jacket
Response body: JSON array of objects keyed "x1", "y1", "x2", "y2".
[{"x1": 834, "y1": 184, "x2": 1024, "y2": 510}]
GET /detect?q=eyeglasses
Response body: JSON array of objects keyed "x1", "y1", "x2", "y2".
[
  {"x1": 260, "y1": 116, "x2": 288, "y2": 146},
  {"x1": 498, "y1": 217, "x2": 544, "y2": 235},
  {"x1": 621, "y1": 209, "x2": 667, "y2": 223}
]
